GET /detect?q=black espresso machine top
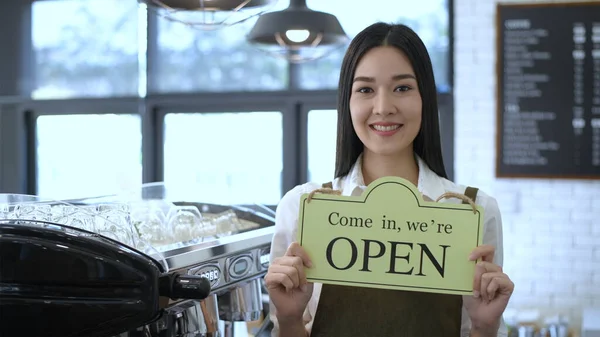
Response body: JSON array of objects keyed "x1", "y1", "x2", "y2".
[{"x1": 0, "y1": 182, "x2": 276, "y2": 337}]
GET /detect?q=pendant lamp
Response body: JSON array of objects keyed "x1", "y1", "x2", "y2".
[
  {"x1": 140, "y1": 0, "x2": 278, "y2": 30},
  {"x1": 247, "y1": 0, "x2": 348, "y2": 63}
]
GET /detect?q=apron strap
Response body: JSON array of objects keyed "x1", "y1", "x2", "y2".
[{"x1": 463, "y1": 186, "x2": 479, "y2": 204}]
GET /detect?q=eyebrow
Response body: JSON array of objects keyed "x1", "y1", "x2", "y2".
[{"x1": 353, "y1": 74, "x2": 416, "y2": 83}]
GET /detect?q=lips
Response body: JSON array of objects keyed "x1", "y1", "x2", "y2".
[
  {"x1": 371, "y1": 124, "x2": 401, "y2": 132},
  {"x1": 369, "y1": 123, "x2": 403, "y2": 132}
]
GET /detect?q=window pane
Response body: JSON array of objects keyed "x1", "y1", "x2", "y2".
[
  {"x1": 299, "y1": 0, "x2": 450, "y2": 92},
  {"x1": 308, "y1": 110, "x2": 338, "y2": 184},
  {"x1": 154, "y1": 2, "x2": 289, "y2": 93},
  {"x1": 164, "y1": 112, "x2": 283, "y2": 205},
  {"x1": 36, "y1": 114, "x2": 143, "y2": 199},
  {"x1": 32, "y1": 0, "x2": 140, "y2": 99}
]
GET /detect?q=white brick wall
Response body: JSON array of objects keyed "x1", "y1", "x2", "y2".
[{"x1": 454, "y1": 0, "x2": 600, "y2": 332}]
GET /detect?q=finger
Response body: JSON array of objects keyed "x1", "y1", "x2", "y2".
[
  {"x1": 265, "y1": 272, "x2": 295, "y2": 291},
  {"x1": 478, "y1": 261, "x2": 502, "y2": 273},
  {"x1": 488, "y1": 275, "x2": 515, "y2": 298},
  {"x1": 486, "y1": 276, "x2": 514, "y2": 302},
  {"x1": 273, "y1": 255, "x2": 309, "y2": 286},
  {"x1": 481, "y1": 271, "x2": 505, "y2": 302},
  {"x1": 286, "y1": 242, "x2": 313, "y2": 268},
  {"x1": 469, "y1": 244, "x2": 496, "y2": 263},
  {"x1": 487, "y1": 278, "x2": 498, "y2": 301},
  {"x1": 486, "y1": 276, "x2": 506, "y2": 302},
  {"x1": 293, "y1": 259, "x2": 308, "y2": 287},
  {"x1": 473, "y1": 262, "x2": 503, "y2": 298},
  {"x1": 272, "y1": 256, "x2": 309, "y2": 287},
  {"x1": 473, "y1": 263, "x2": 482, "y2": 298},
  {"x1": 274, "y1": 255, "x2": 304, "y2": 268},
  {"x1": 269, "y1": 264, "x2": 301, "y2": 288}
]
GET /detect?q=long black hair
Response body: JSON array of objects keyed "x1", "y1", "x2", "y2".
[{"x1": 334, "y1": 22, "x2": 448, "y2": 179}]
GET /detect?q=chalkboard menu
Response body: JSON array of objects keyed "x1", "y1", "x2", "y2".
[{"x1": 496, "y1": 2, "x2": 600, "y2": 179}]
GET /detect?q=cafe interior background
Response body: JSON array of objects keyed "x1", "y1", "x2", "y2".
[{"x1": 0, "y1": 0, "x2": 598, "y2": 336}]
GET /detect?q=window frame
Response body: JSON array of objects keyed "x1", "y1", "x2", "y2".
[
  {"x1": 0, "y1": 0, "x2": 454, "y2": 205},
  {"x1": 18, "y1": 97, "x2": 142, "y2": 195},
  {"x1": 148, "y1": 89, "x2": 337, "y2": 197},
  {"x1": 299, "y1": 100, "x2": 338, "y2": 183}
]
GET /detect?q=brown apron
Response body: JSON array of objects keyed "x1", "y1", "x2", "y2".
[{"x1": 310, "y1": 183, "x2": 479, "y2": 337}]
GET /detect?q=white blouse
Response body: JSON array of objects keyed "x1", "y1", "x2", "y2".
[{"x1": 269, "y1": 155, "x2": 508, "y2": 337}]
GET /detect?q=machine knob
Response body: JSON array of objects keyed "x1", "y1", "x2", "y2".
[{"x1": 159, "y1": 274, "x2": 212, "y2": 301}]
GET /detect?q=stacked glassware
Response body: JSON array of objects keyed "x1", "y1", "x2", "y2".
[{"x1": 0, "y1": 182, "x2": 269, "y2": 268}]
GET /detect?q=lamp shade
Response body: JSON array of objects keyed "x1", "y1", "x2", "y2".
[
  {"x1": 145, "y1": 0, "x2": 273, "y2": 11},
  {"x1": 247, "y1": 1, "x2": 348, "y2": 62},
  {"x1": 140, "y1": 0, "x2": 278, "y2": 29}
]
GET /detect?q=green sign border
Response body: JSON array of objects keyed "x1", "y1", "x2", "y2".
[{"x1": 298, "y1": 179, "x2": 483, "y2": 294}]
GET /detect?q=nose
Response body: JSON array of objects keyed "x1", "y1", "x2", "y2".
[{"x1": 373, "y1": 91, "x2": 396, "y2": 115}]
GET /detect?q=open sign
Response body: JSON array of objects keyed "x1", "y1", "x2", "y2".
[{"x1": 297, "y1": 177, "x2": 484, "y2": 296}]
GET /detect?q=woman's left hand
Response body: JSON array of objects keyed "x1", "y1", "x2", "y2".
[{"x1": 463, "y1": 245, "x2": 514, "y2": 336}]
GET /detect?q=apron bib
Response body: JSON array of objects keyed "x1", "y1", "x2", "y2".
[{"x1": 309, "y1": 183, "x2": 479, "y2": 337}]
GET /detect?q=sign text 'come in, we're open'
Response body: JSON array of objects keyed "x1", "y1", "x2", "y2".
[{"x1": 297, "y1": 177, "x2": 484, "y2": 295}]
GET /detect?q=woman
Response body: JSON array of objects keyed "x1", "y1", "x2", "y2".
[{"x1": 265, "y1": 22, "x2": 514, "y2": 337}]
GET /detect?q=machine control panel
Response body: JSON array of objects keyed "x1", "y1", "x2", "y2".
[
  {"x1": 258, "y1": 248, "x2": 270, "y2": 271},
  {"x1": 183, "y1": 239, "x2": 273, "y2": 293},
  {"x1": 226, "y1": 254, "x2": 253, "y2": 281},
  {"x1": 189, "y1": 263, "x2": 221, "y2": 289}
]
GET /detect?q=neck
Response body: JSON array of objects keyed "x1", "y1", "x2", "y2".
[{"x1": 361, "y1": 148, "x2": 419, "y2": 186}]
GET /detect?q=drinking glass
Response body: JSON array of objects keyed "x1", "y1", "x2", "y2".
[{"x1": 166, "y1": 205, "x2": 205, "y2": 243}]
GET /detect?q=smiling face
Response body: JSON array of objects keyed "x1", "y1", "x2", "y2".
[{"x1": 349, "y1": 46, "x2": 422, "y2": 158}]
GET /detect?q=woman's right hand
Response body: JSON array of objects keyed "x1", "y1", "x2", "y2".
[{"x1": 265, "y1": 242, "x2": 314, "y2": 322}]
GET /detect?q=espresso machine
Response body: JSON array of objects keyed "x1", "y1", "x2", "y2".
[{"x1": 0, "y1": 183, "x2": 275, "y2": 337}]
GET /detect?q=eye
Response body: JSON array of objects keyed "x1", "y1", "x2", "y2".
[
  {"x1": 356, "y1": 87, "x2": 374, "y2": 94},
  {"x1": 394, "y1": 85, "x2": 412, "y2": 92}
]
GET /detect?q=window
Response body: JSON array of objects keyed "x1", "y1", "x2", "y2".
[
  {"x1": 153, "y1": 2, "x2": 289, "y2": 93},
  {"x1": 31, "y1": 0, "x2": 141, "y2": 99},
  {"x1": 36, "y1": 114, "x2": 143, "y2": 199},
  {"x1": 307, "y1": 110, "x2": 338, "y2": 183},
  {"x1": 298, "y1": 0, "x2": 450, "y2": 92},
  {"x1": 163, "y1": 112, "x2": 283, "y2": 205}
]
